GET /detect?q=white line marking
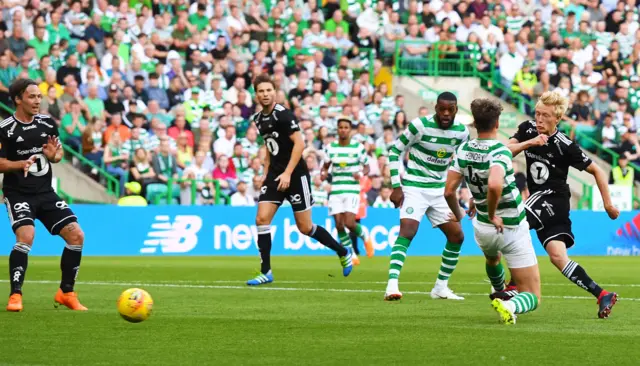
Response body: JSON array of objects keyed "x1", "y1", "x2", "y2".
[{"x1": 8, "y1": 280, "x2": 640, "y2": 301}]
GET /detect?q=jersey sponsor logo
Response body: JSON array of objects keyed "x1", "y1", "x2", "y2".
[
  {"x1": 524, "y1": 150, "x2": 551, "y2": 165},
  {"x1": 22, "y1": 124, "x2": 36, "y2": 131},
  {"x1": 36, "y1": 118, "x2": 53, "y2": 128},
  {"x1": 17, "y1": 146, "x2": 43, "y2": 155},
  {"x1": 140, "y1": 215, "x2": 202, "y2": 254},
  {"x1": 16, "y1": 136, "x2": 24, "y2": 142}
]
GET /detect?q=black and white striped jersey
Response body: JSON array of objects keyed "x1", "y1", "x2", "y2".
[
  {"x1": 511, "y1": 120, "x2": 592, "y2": 196},
  {"x1": 0, "y1": 114, "x2": 58, "y2": 195},
  {"x1": 252, "y1": 103, "x2": 308, "y2": 176}
]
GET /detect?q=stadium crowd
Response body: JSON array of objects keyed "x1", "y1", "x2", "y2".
[{"x1": 0, "y1": 0, "x2": 637, "y2": 206}]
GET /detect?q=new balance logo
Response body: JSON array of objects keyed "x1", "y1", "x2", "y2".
[
  {"x1": 16, "y1": 136, "x2": 24, "y2": 142},
  {"x1": 141, "y1": 215, "x2": 202, "y2": 254}
]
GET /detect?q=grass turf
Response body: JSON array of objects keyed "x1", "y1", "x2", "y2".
[{"x1": 0, "y1": 256, "x2": 639, "y2": 365}]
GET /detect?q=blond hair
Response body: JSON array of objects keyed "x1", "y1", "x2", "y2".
[{"x1": 536, "y1": 91, "x2": 569, "y2": 119}]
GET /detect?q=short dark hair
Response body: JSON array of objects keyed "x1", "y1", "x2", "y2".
[
  {"x1": 437, "y1": 91, "x2": 457, "y2": 104},
  {"x1": 470, "y1": 98, "x2": 503, "y2": 133},
  {"x1": 9, "y1": 78, "x2": 38, "y2": 104},
  {"x1": 134, "y1": 75, "x2": 145, "y2": 81},
  {"x1": 253, "y1": 74, "x2": 275, "y2": 91}
]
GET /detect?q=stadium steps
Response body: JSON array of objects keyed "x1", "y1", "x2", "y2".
[
  {"x1": 392, "y1": 75, "x2": 593, "y2": 208},
  {"x1": 53, "y1": 161, "x2": 117, "y2": 203}
]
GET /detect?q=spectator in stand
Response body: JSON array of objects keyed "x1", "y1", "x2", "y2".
[
  {"x1": 602, "y1": 113, "x2": 619, "y2": 151},
  {"x1": 176, "y1": 133, "x2": 194, "y2": 172},
  {"x1": 212, "y1": 154, "x2": 237, "y2": 197},
  {"x1": 213, "y1": 125, "x2": 236, "y2": 158},
  {"x1": 180, "y1": 150, "x2": 214, "y2": 206},
  {"x1": 40, "y1": 85, "x2": 65, "y2": 124},
  {"x1": 130, "y1": 148, "x2": 157, "y2": 194},
  {"x1": 103, "y1": 132, "x2": 129, "y2": 196},
  {"x1": 229, "y1": 180, "x2": 255, "y2": 206},
  {"x1": 609, "y1": 155, "x2": 636, "y2": 186},
  {"x1": 168, "y1": 115, "x2": 194, "y2": 148},
  {"x1": 104, "y1": 113, "x2": 130, "y2": 144},
  {"x1": 60, "y1": 100, "x2": 86, "y2": 152},
  {"x1": 81, "y1": 117, "x2": 104, "y2": 169},
  {"x1": 372, "y1": 185, "x2": 394, "y2": 208}
]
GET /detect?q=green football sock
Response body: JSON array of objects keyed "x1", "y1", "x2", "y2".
[
  {"x1": 388, "y1": 236, "x2": 411, "y2": 280},
  {"x1": 508, "y1": 292, "x2": 539, "y2": 314},
  {"x1": 486, "y1": 262, "x2": 506, "y2": 292},
  {"x1": 436, "y1": 241, "x2": 462, "y2": 284},
  {"x1": 338, "y1": 230, "x2": 352, "y2": 248},
  {"x1": 353, "y1": 223, "x2": 365, "y2": 239}
]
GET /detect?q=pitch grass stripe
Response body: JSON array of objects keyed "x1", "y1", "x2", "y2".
[{"x1": 7, "y1": 280, "x2": 640, "y2": 301}]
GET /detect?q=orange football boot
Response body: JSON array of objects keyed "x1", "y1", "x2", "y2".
[
  {"x1": 6, "y1": 293, "x2": 23, "y2": 312},
  {"x1": 364, "y1": 237, "x2": 375, "y2": 258},
  {"x1": 54, "y1": 289, "x2": 88, "y2": 311}
]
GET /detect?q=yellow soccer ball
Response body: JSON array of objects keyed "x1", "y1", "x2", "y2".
[{"x1": 117, "y1": 288, "x2": 153, "y2": 323}]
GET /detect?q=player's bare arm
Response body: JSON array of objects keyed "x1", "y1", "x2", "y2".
[
  {"x1": 507, "y1": 135, "x2": 548, "y2": 157},
  {"x1": 0, "y1": 156, "x2": 37, "y2": 176},
  {"x1": 487, "y1": 165, "x2": 505, "y2": 233},
  {"x1": 276, "y1": 130, "x2": 304, "y2": 191},
  {"x1": 320, "y1": 160, "x2": 331, "y2": 181},
  {"x1": 585, "y1": 162, "x2": 620, "y2": 220},
  {"x1": 444, "y1": 170, "x2": 465, "y2": 222},
  {"x1": 355, "y1": 164, "x2": 370, "y2": 180}
]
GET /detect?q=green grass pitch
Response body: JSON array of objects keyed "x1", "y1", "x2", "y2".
[{"x1": 0, "y1": 256, "x2": 639, "y2": 365}]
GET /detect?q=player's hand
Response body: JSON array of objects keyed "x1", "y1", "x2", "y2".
[
  {"x1": 390, "y1": 187, "x2": 404, "y2": 208},
  {"x1": 466, "y1": 199, "x2": 476, "y2": 218},
  {"x1": 352, "y1": 172, "x2": 362, "y2": 180},
  {"x1": 490, "y1": 216, "x2": 504, "y2": 234},
  {"x1": 604, "y1": 204, "x2": 620, "y2": 220},
  {"x1": 22, "y1": 155, "x2": 37, "y2": 177},
  {"x1": 530, "y1": 134, "x2": 549, "y2": 147},
  {"x1": 42, "y1": 136, "x2": 61, "y2": 161},
  {"x1": 275, "y1": 172, "x2": 291, "y2": 191}
]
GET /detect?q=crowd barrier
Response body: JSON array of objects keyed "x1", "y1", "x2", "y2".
[{"x1": 0, "y1": 205, "x2": 639, "y2": 256}]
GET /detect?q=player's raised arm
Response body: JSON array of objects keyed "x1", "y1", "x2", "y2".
[{"x1": 387, "y1": 119, "x2": 420, "y2": 207}]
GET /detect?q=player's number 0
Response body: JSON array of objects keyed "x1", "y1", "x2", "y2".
[{"x1": 265, "y1": 138, "x2": 279, "y2": 156}]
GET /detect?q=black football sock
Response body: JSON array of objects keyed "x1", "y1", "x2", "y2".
[
  {"x1": 257, "y1": 225, "x2": 272, "y2": 274},
  {"x1": 9, "y1": 243, "x2": 30, "y2": 295},
  {"x1": 349, "y1": 231, "x2": 360, "y2": 255},
  {"x1": 60, "y1": 244, "x2": 83, "y2": 293},
  {"x1": 562, "y1": 260, "x2": 604, "y2": 298},
  {"x1": 309, "y1": 224, "x2": 348, "y2": 257}
]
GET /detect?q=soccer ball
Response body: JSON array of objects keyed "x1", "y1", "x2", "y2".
[{"x1": 117, "y1": 288, "x2": 153, "y2": 323}]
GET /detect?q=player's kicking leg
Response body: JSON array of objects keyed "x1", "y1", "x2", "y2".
[
  {"x1": 334, "y1": 212, "x2": 360, "y2": 265},
  {"x1": 489, "y1": 256, "x2": 541, "y2": 325},
  {"x1": 247, "y1": 202, "x2": 278, "y2": 286},
  {"x1": 53, "y1": 222, "x2": 87, "y2": 311},
  {"x1": 546, "y1": 240, "x2": 617, "y2": 318},
  {"x1": 430, "y1": 220, "x2": 465, "y2": 300}
]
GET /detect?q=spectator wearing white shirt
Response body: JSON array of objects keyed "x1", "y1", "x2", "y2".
[
  {"x1": 305, "y1": 51, "x2": 329, "y2": 81},
  {"x1": 436, "y1": 2, "x2": 461, "y2": 26},
  {"x1": 601, "y1": 113, "x2": 619, "y2": 149},
  {"x1": 213, "y1": 125, "x2": 237, "y2": 159},
  {"x1": 373, "y1": 186, "x2": 394, "y2": 208},
  {"x1": 455, "y1": 14, "x2": 476, "y2": 42},
  {"x1": 499, "y1": 42, "x2": 524, "y2": 99},
  {"x1": 223, "y1": 5, "x2": 249, "y2": 36},
  {"x1": 230, "y1": 181, "x2": 256, "y2": 206},
  {"x1": 303, "y1": 22, "x2": 331, "y2": 52},
  {"x1": 475, "y1": 15, "x2": 504, "y2": 44}
]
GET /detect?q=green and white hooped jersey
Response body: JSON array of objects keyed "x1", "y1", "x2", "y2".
[
  {"x1": 451, "y1": 139, "x2": 525, "y2": 227},
  {"x1": 325, "y1": 141, "x2": 368, "y2": 195},
  {"x1": 389, "y1": 115, "x2": 469, "y2": 190}
]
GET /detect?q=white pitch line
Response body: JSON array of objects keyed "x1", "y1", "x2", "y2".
[
  {"x1": 135, "y1": 280, "x2": 640, "y2": 288},
  {"x1": 9, "y1": 280, "x2": 640, "y2": 301}
]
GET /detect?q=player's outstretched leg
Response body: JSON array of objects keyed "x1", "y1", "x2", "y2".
[
  {"x1": 490, "y1": 258, "x2": 541, "y2": 325},
  {"x1": 430, "y1": 221, "x2": 465, "y2": 300},
  {"x1": 349, "y1": 219, "x2": 361, "y2": 255},
  {"x1": 335, "y1": 213, "x2": 360, "y2": 266},
  {"x1": 384, "y1": 219, "x2": 419, "y2": 301},
  {"x1": 54, "y1": 223, "x2": 87, "y2": 311},
  {"x1": 6, "y1": 226, "x2": 34, "y2": 312},
  {"x1": 488, "y1": 262, "x2": 519, "y2": 301},
  {"x1": 295, "y1": 210, "x2": 353, "y2": 277},
  {"x1": 247, "y1": 202, "x2": 278, "y2": 286},
  {"x1": 345, "y1": 214, "x2": 374, "y2": 259},
  {"x1": 546, "y1": 241, "x2": 617, "y2": 318}
]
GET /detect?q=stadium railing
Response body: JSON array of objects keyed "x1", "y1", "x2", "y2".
[
  {"x1": 0, "y1": 100, "x2": 121, "y2": 198},
  {"x1": 163, "y1": 178, "x2": 228, "y2": 205}
]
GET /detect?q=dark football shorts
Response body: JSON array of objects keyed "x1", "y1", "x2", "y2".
[
  {"x1": 4, "y1": 191, "x2": 77, "y2": 235},
  {"x1": 258, "y1": 171, "x2": 314, "y2": 212},
  {"x1": 524, "y1": 189, "x2": 574, "y2": 248}
]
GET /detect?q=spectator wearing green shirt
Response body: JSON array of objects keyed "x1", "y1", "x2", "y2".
[
  {"x1": 47, "y1": 11, "x2": 71, "y2": 45},
  {"x1": 85, "y1": 85, "x2": 106, "y2": 120},
  {"x1": 325, "y1": 10, "x2": 350, "y2": 35},
  {"x1": 189, "y1": 4, "x2": 210, "y2": 31},
  {"x1": 60, "y1": 100, "x2": 88, "y2": 153},
  {"x1": 0, "y1": 54, "x2": 17, "y2": 107},
  {"x1": 28, "y1": 24, "x2": 51, "y2": 59},
  {"x1": 16, "y1": 55, "x2": 41, "y2": 82}
]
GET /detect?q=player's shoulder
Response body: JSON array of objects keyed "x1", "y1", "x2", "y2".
[
  {"x1": 273, "y1": 104, "x2": 293, "y2": 119},
  {"x1": 517, "y1": 119, "x2": 536, "y2": 131},
  {"x1": 553, "y1": 130, "x2": 574, "y2": 147},
  {"x1": 0, "y1": 115, "x2": 16, "y2": 130}
]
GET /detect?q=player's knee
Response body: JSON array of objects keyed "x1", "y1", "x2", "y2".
[
  {"x1": 297, "y1": 222, "x2": 314, "y2": 235},
  {"x1": 15, "y1": 227, "x2": 35, "y2": 246},
  {"x1": 447, "y1": 230, "x2": 464, "y2": 244},
  {"x1": 255, "y1": 215, "x2": 271, "y2": 227},
  {"x1": 335, "y1": 220, "x2": 345, "y2": 232},
  {"x1": 62, "y1": 224, "x2": 85, "y2": 246}
]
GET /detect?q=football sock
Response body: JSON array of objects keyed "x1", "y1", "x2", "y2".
[
  {"x1": 349, "y1": 230, "x2": 360, "y2": 255},
  {"x1": 504, "y1": 292, "x2": 538, "y2": 314},
  {"x1": 435, "y1": 241, "x2": 462, "y2": 287},
  {"x1": 486, "y1": 262, "x2": 506, "y2": 292},
  {"x1": 60, "y1": 244, "x2": 83, "y2": 293},
  {"x1": 562, "y1": 260, "x2": 604, "y2": 298},
  {"x1": 353, "y1": 223, "x2": 366, "y2": 240},
  {"x1": 257, "y1": 225, "x2": 272, "y2": 274},
  {"x1": 338, "y1": 230, "x2": 352, "y2": 248},
  {"x1": 9, "y1": 243, "x2": 30, "y2": 295},
  {"x1": 388, "y1": 236, "x2": 411, "y2": 280},
  {"x1": 309, "y1": 224, "x2": 347, "y2": 257}
]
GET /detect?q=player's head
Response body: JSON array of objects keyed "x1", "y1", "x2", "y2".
[
  {"x1": 10, "y1": 78, "x2": 41, "y2": 117},
  {"x1": 337, "y1": 117, "x2": 352, "y2": 141},
  {"x1": 254, "y1": 74, "x2": 276, "y2": 109},
  {"x1": 534, "y1": 91, "x2": 568, "y2": 135},
  {"x1": 434, "y1": 92, "x2": 458, "y2": 129},
  {"x1": 470, "y1": 98, "x2": 503, "y2": 133}
]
